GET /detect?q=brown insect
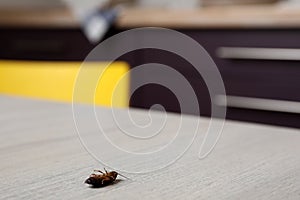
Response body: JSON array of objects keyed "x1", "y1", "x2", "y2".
[{"x1": 84, "y1": 168, "x2": 128, "y2": 188}]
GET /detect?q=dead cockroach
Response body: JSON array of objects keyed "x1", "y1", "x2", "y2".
[{"x1": 84, "y1": 168, "x2": 129, "y2": 188}]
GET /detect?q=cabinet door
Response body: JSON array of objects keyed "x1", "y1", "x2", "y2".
[
  {"x1": 129, "y1": 48, "x2": 212, "y2": 116},
  {"x1": 0, "y1": 28, "x2": 95, "y2": 60},
  {"x1": 183, "y1": 29, "x2": 300, "y2": 128}
]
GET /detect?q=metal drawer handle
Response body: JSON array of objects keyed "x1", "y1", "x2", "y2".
[
  {"x1": 215, "y1": 95, "x2": 300, "y2": 114},
  {"x1": 216, "y1": 47, "x2": 300, "y2": 61}
]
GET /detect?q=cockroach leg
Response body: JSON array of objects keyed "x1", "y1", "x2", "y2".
[{"x1": 94, "y1": 169, "x2": 104, "y2": 174}]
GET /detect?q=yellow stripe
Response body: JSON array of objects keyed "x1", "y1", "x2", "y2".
[{"x1": 0, "y1": 60, "x2": 129, "y2": 107}]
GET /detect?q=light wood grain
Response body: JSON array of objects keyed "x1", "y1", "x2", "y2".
[
  {"x1": 0, "y1": 95, "x2": 299, "y2": 199},
  {"x1": 0, "y1": 7, "x2": 77, "y2": 28},
  {"x1": 1, "y1": 5, "x2": 300, "y2": 29},
  {"x1": 116, "y1": 5, "x2": 300, "y2": 29}
]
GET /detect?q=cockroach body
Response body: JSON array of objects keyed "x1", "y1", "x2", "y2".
[{"x1": 85, "y1": 168, "x2": 128, "y2": 188}]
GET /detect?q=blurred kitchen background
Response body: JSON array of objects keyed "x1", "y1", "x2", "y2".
[{"x1": 1, "y1": 0, "x2": 300, "y2": 128}]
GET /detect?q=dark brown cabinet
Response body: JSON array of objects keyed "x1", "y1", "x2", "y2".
[
  {"x1": 0, "y1": 28, "x2": 95, "y2": 60},
  {"x1": 1, "y1": 26, "x2": 300, "y2": 128},
  {"x1": 128, "y1": 29, "x2": 300, "y2": 128}
]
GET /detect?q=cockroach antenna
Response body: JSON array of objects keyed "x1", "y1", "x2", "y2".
[
  {"x1": 118, "y1": 172, "x2": 131, "y2": 180},
  {"x1": 103, "y1": 167, "x2": 131, "y2": 180}
]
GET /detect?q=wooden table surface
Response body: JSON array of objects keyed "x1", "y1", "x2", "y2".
[{"x1": 0, "y1": 95, "x2": 300, "y2": 199}]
